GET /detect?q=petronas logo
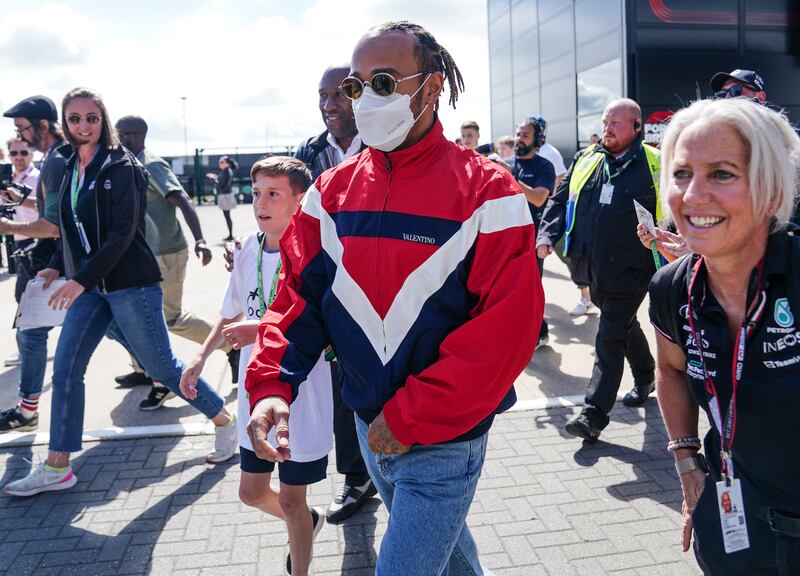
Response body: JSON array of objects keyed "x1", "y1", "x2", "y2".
[{"x1": 775, "y1": 298, "x2": 794, "y2": 328}]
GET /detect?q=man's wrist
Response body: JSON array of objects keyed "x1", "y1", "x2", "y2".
[
  {"x1": 675, "y1": 453, "x2": 707, "y2": 476},
  {"x1": 195, "y1": 238, "x2": 207, "y2": 246}
]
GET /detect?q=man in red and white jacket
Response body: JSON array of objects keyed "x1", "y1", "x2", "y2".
[{"x1": 246, "y1": 21, "x2": 543, "y2": 575}]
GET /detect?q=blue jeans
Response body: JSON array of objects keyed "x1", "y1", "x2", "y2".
[
  {"x1": 16, "y1": 326, "x2": 52, "y2": 400},
  {"x1": 49, "y1": 285, "x2": 224, "y2": 453},
  {"x1": 355, "y1": 417, "x2": 492, "y2": 576}
]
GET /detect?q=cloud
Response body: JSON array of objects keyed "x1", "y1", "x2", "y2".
[
  {"x1": 0, "y1": 0, "x2": 490, "y2": 156},
  {"x1": 0, "y1": 3, "x2": 91, "y2": 69}
]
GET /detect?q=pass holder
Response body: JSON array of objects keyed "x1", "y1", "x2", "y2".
[
  {"x1": 75, "y1": 219, "x2": 92, "y2": 254},
  {"x1": 599, "y1": 183, "x2": 613, "y2": 205},
  {"x1": 716, "y1": 451, "x2": 750, "y2": 554}
]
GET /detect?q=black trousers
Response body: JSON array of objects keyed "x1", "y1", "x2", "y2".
[
  {"x1": 330, "y1": 361, "x2": 369, "y2": 485},
  {"x1": 583, "y1": 291, "x2": 654, "y2": 428},
  {"x1": 535, "y1": 255, "x2": 549, "y2": 339}
]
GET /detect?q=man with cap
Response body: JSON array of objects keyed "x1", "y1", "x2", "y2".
[
  {"x1": 0, "y1": 95, "x2": 67, "y2": 432},
  {"x1": 710, "y1": 68, "x2": 766, "y2": 103}
]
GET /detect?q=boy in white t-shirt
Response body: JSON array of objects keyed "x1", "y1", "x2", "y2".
[{"x1": 181, "y1": 157, "x2": 333, "y2": 576}]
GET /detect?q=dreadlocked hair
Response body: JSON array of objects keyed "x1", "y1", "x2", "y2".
[{"x1": 375, "y1": 20, "x2": 465, "y2": 109}]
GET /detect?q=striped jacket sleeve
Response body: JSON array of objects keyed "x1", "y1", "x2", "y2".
[{"x1": 245, "y1": 186, "x2": 329, "y2": 411}]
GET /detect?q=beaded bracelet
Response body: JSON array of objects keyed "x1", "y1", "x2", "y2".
[{"x1": 667, "y1": 436, "x2": 701, "y2": 452}]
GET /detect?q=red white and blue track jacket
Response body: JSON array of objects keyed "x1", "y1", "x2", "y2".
[{"x1": 246, "y1": 120, "x2": 544, "y2": 445}]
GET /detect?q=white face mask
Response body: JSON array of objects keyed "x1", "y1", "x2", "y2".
[{"x1": 353, "y1": 74, "x2": 431, "y2": 152}]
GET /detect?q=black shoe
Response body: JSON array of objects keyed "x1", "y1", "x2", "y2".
[
  {"x1": 535, "y1": 334, "x2": 550, "y2": 350},
  {"x1": 114, "y1": 371, "x2": 154, "y2": 388},
  {"x1": 227, "y1": 349, "x2": 240, "y2": 384},
  {"x1": 0, "y1": 407, "x2": 38, "y2": 433},
  {"x1": 622, "y1": 382, "x2": 655, "y2": 407},
  {"x1": 138, "y1": 385, "x2": 175, "y2": 411},
  {"x1": 326, "y1": 477, "x2": 378, "y2": 523},
  {"x1": 565, "y1": 413, "x2": 601, "y2": 443},
  {"x1": 286, "y1": 507, "x2": 325, "y2": 575}
]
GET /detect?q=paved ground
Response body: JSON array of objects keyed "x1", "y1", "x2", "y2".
[
  {"x1": 0, "y1": 405, "x2": 702, "y2": 575},
  {"x1": 0, "y1": 203, "x2": 703, "y2": 574}
]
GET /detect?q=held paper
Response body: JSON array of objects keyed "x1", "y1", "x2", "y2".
[{"x1": 15, "y1": 277, "x2": 68, "y2": 330}]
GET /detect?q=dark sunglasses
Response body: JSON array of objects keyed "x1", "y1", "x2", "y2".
[
  {"x1": 340, "y1": 71, "x2": 432, "y2": 100},
  {"x1": 66, "y1": 114, "x2": 101, "y2": 126},
  {"x1": 714, "y1": 84, "x2": 752, "y2": 99},
  {"x1": 9, "y1": 150, "x2": 30, "y2": 157}
]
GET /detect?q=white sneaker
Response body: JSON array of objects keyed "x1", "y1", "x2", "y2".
[
  {"x1": 3, "y1": 353, "x2": 20, "y2": 367},
  {"x1": 205, "y1": 415, "x2": 237, "y2": 464},
  {"x1": 3, "y1": 463, "x2": 78, "y2": 497},
  {"x1": 569, "y1": 298, "x2": 594, "y2": 316}
]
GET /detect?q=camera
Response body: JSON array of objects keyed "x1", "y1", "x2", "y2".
[
  {"x1": 0, "y1": 164, "x2": 33, "y2": 219},
  {"x1": 0, "y1": 163, "x2": 12, "y2": 189}
]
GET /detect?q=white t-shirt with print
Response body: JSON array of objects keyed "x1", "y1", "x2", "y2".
[{"x1": 220, "y1": 232, "x2": 333, "y2": 462}]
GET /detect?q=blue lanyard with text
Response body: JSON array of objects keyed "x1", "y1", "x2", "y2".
[
  {"x1": 686, "y1": 256, "x2": 767, "y2": 483},
  {"x1": 256, "y1": 233, "x2": 282, "y2": 317}
]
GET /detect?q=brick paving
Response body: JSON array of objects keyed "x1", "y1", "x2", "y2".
[{"x1": 0, "y1": 401, "x2": 703, "y2": 576}]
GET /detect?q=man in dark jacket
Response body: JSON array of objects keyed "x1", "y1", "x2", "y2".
[
  {"x1": 294, "y1": 64, "x2": 375, "y2": 524},
  {"x1": 537, "y1": 98, "x2": 659, "y2": 443}
]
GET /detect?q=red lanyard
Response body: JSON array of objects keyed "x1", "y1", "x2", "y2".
[{"x1": 686, "y1": 256, "x2": 767, "y2": 481}]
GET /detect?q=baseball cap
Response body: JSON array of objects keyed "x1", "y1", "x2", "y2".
[
  {"x1": 3, "y1": 95, "x2": 58, "y2": 121},
  {"x1": 709, "y1": 69, "x2": 765, "y2": 93}
]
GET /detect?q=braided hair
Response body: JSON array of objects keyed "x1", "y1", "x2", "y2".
[{"x1": 375, "y1": 20, "x2": 465, "y2": 109}]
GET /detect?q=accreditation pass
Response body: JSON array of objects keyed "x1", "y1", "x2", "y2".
[{"x1": 715, "y1": 478, "x2": 750, "y2": 553}]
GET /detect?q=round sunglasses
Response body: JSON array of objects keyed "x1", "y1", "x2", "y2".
[
  {"x1": 339, "y1": 71, "x2": 432, "y2": 100},
  {"x1": 66, "y1": 114, "x2": 101, "y2": 126},
  {"x1": 9, "y1": 150, "x2": 30, "y2": 157}
]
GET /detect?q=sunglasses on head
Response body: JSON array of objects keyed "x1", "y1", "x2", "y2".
[
  {"x1": 714, "y1": 83, "x2": 754, "y2": 99},
  {"x1": 339, "y1": 71, "x2": 434, "y2": 100},
  {"x1": 66, "y1": 114, "x2": 101, "y2": 126},
  {"x1": 9, "y1": 150, "x2": 30, "y2": 157}
]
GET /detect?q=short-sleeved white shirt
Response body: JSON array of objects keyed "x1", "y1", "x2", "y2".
[
  {"x1": 220, "y1": 232, "x2": 333, "y2": 462},
  {"x1": 538, "y1": 143, "x2": 567, "y2": 178}
]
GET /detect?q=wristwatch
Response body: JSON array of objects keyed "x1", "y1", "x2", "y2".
[{"x1": 675, "y1": 453, "x2": 707, "y2": 476}]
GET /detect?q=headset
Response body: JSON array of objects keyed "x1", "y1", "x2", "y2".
[{"x1": 526, "y1": 114, "x2": 547, "y2": 148}]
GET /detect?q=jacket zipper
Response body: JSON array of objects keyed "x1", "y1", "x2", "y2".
[{"x1": 377, "y1": 152, "x2": 393, "y2": 357}]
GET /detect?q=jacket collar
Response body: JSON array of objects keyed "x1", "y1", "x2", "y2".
[
  {"x1": 365, "y1": 118, "x2": 448, "y2": 173},
  {"x1": 685, "y1": 230, "x2": 793, "y2": 299}
]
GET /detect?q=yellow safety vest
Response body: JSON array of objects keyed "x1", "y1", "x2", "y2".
[{"x1": 563, "y1": 142, "x2": 662, "y2": 256}]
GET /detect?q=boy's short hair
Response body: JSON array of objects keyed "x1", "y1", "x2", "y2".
[
  {"x1": 496, "y1": 135, "x2": 514, "y2": 148},
  {"x1": 460, "y1": 120, "x2": 479, "y2": 132},
  {"x1": 250, "y1": 156, "x2": 312, "y2": 195}
]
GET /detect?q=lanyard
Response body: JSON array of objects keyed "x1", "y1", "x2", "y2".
[
  {"x1": 256, "y1": 233, "x2": 282, "y2": 317},
  {"x1": 70, "y1": 163, "x2": 82, "y2": 217},
  {"x1": 686, "y1": 256, "x2": 767, "y2": 482},
  {"x1": 603, "y1": 156, "x2": 635, "y2": 183}
]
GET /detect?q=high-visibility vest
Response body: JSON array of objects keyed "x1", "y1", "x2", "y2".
[{"x1": 562, "y1": 142, "x2": 662, "y2": 256}]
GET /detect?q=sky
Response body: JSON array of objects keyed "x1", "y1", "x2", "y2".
[{"x1": 0, "y1": 0, "x2": 491, "y2": 157}]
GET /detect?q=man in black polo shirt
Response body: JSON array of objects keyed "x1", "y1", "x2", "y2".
[{"x1": 511, "y1": 117, "x2": 555, "y2": 349}]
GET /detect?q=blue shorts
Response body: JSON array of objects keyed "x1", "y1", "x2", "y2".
[{"x1": 239, "y1": 447, "x2": 328, "y2": 486}]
